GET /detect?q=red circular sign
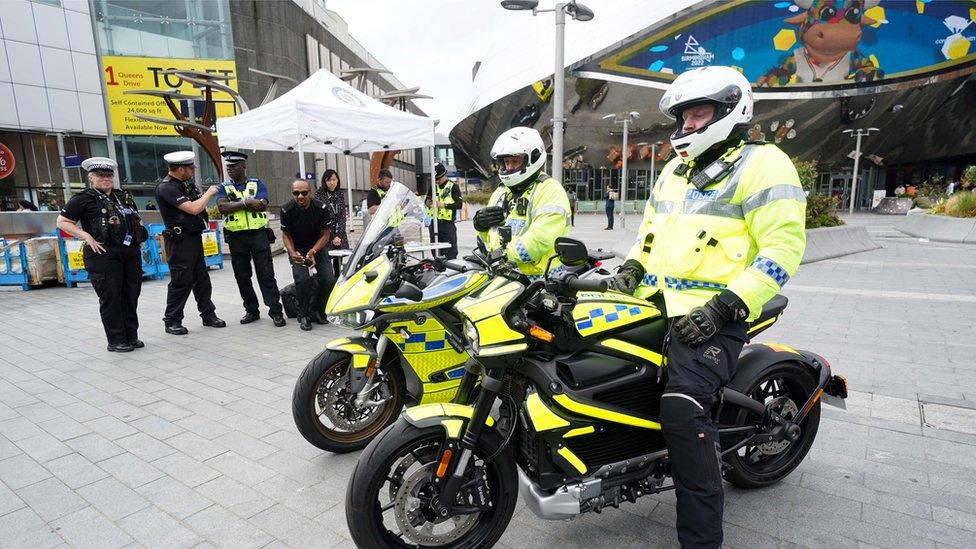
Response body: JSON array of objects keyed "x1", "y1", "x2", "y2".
[{"x1": 0, "y1": 143, "x2": 15, "y2": 180}]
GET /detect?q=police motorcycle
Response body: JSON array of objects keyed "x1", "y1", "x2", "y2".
[
  {"x1": 345, "y1": 236, "x2": 849, "y2": 548},
  {"x1": 291, "y1": 183, "x2": 610, "y2": 453}
]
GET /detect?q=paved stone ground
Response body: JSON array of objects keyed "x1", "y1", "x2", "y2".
[{"x1": 2, "y1": 212, "x2": 976, "y2": 548}]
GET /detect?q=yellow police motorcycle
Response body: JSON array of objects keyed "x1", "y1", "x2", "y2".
[
  {"x1": 345, "y1": 237, "x2": 848, "y2": 548},
  {"x1": 291, "y1": 183, "x2": 491, "y2": 453}
]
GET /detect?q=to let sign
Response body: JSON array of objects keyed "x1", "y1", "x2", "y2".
[{"x1": 0, "y1": 143, "x2": 15, "y2": 180}]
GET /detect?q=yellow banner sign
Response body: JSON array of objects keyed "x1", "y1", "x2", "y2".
[
  {"x1": 102, "y1": 56, "x2": 239, "y2": 136},
  {"x1": 65, "y1": 240, "x2": 85, "y2": 270}
]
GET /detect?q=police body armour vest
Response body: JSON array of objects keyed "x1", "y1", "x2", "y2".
[{"x1": 222, "y1": 179, "x2": 268, "y2": 231}]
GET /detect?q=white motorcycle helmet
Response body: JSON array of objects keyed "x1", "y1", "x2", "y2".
[
  {"x1": 659, "y1": 66, "x2": 754, "y2": 162},
  {"x1": 490, "y1": 126, "x2": 546, "y2": 187}
]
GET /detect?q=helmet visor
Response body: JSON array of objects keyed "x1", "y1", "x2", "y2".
[{"x1": 494, "y1": 154, "x2": 528, "y2": 176}]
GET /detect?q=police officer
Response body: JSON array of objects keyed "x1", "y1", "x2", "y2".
[
  {"x1": 56, "y1": 157, "x2": 148, "y2": 352},
  {"x1": 155, "y1": 151, "x2": 226, "y2": 335},
  {"x1": 473, "y1": 127, "x2": 571, "y2": 279},
  {"x1": 611, "y1": 66, "x2": 806, "y2": 548},
  {"x1": 425, "y1": 161, "x2": 462, "y2": 259},
  {"x1": 216, "y1": 151, "x2": 285, "y2": 326},
  {"x1": 366, "y1": 169, "x2": 393, "y2": 216}
]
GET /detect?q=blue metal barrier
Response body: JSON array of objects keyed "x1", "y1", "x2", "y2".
[
  {"x1": 0, "y1": 239, "x2": 30, "y2": 291},
  {"x1": 56, "y1": 235, "x2": 162, "y2": 288}
]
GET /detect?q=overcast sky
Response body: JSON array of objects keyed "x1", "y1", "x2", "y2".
[{"x1": 327, "y1": 0, "x2": 684, "y2": 132}]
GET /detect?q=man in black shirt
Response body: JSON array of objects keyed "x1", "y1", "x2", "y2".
[
  {"x1": 366, "y1": 169, "x2": 393, "y2": 216},
  {"x1": 154, "y1": 150, "x2": 226, "y2": 335},
  {"x1": 281, "y1": 179, "x2": 335, "y2": 331}
]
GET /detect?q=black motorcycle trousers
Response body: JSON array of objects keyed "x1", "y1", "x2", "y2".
[
  {"x1": 661, "y1": 320, "x2": 748, "y2": 549},
  {"x1": 226, "y1": 229, "x2": 282, "y2": 315},
  {"x1": 85, "y1": 244, "x2": 142, "y2": 345},
  {"x1": 163, "y1": 233, "x2": 216, "y2": 323}
]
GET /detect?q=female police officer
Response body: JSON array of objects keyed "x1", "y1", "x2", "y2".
[{"x1": 57, "y1": 157, "x2": 148, "y2": 352}]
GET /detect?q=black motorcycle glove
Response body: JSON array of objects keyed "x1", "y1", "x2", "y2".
[
  {"x1": 610, "y1": 259, "x2": 645, "y2": 295},
  {"x1": 674, "y1": 290, "x2": 749, "y2": 347},
  {"x1": 473, "y1": 206, "x2": 506, "y2": 232}
]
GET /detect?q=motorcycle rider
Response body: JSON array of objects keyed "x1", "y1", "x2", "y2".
[
  {"x1": 473, "y1": 127, "x2": 571, "y2": 279},
  {"x1": 611, "y1": 65, "x2": 806, "y2": 548}
]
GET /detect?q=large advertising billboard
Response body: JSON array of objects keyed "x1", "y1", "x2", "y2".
[
  {"x1": 101, "y1": 56, "x2": 239, "y2": 135},
  {"x1": 577, "y1": 0, "x2": 976, "y2": 96}
]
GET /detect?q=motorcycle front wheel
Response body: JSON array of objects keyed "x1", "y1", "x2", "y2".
[
  {"x1": 292, "y1": 349, "x2": 405, "y2": 453},
  {"x1": 346, "y1": 419, "x2": 518, "y2": 548}
]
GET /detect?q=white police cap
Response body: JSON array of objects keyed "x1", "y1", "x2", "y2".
[
  {"x1": 163, "y1": 150, "x2": 195, "y2": 166},
  {"x1": 81, "y1": 157, "x2": 117, "y2": 173}
]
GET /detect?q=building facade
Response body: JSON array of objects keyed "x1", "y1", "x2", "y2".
[{"x1": 0, "y1": 0, "x2": 426, "y2": 211}]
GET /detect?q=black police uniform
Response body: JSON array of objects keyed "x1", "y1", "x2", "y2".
[
  {"x1": 155, "y1": 174, "x2": 218, "y2": 326},
  {"x1": 280, "y1": 198, "x2": 335, "y2": 319},
  {"x1": 61, "y1": 189, "x2": 147, "y2": 347},
  {"x1": 426, "y1": 182, "x2": 463, "y2": 260}
]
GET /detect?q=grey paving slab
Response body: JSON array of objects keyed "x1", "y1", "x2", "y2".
[{"x1": 2, "y1": 214, "x2": 976, "y2": 547}]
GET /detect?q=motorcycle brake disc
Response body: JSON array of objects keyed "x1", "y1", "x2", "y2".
[
  {"x1": 757, "y1": 399, "x2": 799, "y2": 455},
  {"x1": 394, "y1": 463, "x2": 479, "y2": 546},
  {"x1": 321, "y1": 378, "x2": 381, "y2": 431}
]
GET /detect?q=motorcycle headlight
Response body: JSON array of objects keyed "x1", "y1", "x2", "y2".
[
  {"x1": 463, "y1": 319, "x2": 480, "y2": 354},
  {"x1": 328, "y1": 311, "x2": 372, "y2": 329}
]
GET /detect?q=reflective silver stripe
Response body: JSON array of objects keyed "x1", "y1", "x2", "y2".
[
  {"x1": 683, "y1": 200, "x2": 743, "y2": 219},
  {"x1": 662, "y1": 392, "x2": 704, "y2": 410},
  {"x1": 534, "y1": 205, "x2": 568, "y2": 217},
  {"x1": 653, "y1": 200, "x2": 676, "y2": 213},
  {"x1": 741, "y1": 184, "x2": 808, "y2": 215}
]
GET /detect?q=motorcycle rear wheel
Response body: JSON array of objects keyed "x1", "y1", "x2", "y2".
[
  {"x1": 292, "y1": 349, "x2": 405, "y2": 453},
  {"x1": 722, "y1": 361, "x2": 820, "y2": 489},
  {"x1": 346, "y1": 419, "x2": 518, "y2": 548}
]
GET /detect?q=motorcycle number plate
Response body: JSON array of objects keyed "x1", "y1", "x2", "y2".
[{"x1": 821, "y1": 393, "x2": 847, "y2": 410}]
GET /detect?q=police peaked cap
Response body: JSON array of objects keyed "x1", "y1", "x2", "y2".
[
  {"x1": 221, "y1": 150, "x2": 248, "y2": 165},
  {"x1": 164, "y1": 151, "x2": 195, "y2": 166},
  {"x1": 81, "y1": 157, "x2": 117, "y2": 173},
  {"x1": 434, "y1": 161, "x2": 447, "y2": 179}
]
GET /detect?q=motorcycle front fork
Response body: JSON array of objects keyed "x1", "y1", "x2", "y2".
[
  {"x1": 348, "y1": 335, "x2": 389, "y2": 406},
  {"x1": 436, "y1": 362, "x2": 506, "y2": 515}
]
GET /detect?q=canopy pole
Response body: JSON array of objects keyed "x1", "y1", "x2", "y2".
[
  {"x1": 297, "y1": 136, "x2": 306, "y2": 177},
  {"x1": 431, "y1": 145, "x2": 439, "y2": 251},
  {"x1": 344, "y1": 153, "x2": 354, "y2": 236}
]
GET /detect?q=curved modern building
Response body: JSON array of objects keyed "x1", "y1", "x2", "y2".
[{"x1": 451, "y1": 0, "x2": 976, "y2": 209}]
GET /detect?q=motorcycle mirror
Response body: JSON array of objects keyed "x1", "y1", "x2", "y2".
[
  {"x1": 394, "y1": 281, "x2": 424, "y2": 301},
  {"x1": 476, "y1": 235, "x2": 488, "y2": 256},
  {"x1": 555, "y1": 237, "x2": 589, "y2": 267}
]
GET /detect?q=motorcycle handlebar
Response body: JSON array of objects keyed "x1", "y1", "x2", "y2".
[
  {"x1": 566, "y1": 276, "x2": 609, "y2": 293},
  {"x1": 441, "y1": 260, "x2": 468, "y2": 273}
]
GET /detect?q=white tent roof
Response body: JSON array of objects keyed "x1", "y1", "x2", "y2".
[{"x1": 216, "y1": 69, "x2": 435, "y2": 154}]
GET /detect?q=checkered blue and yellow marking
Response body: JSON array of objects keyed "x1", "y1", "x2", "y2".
[
  {"x1": 751, "y1": 255, "x2": 790, "y2": 287},
  {"x1": 573, "y1": 301, "x2": 659, "y2": 337},
  {"x1": 394, "y1": 331, "x2": 447, "y2": 353}
]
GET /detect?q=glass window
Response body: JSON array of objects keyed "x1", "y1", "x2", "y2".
[
  {"x1": 114, "y1": 135, "x2": 218, "y2": 188},
  {"x1": 94, "y1": 0, "x2": 234, "y2": 59}
]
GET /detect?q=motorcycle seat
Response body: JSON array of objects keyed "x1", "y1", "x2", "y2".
[{"x1": 746, "y1": 294, "x2": 788, "y2": 336}]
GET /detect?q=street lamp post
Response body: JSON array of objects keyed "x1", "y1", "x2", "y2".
[
  {"x1": 501, "y1": 1, "x2": 594, "y2": 184},
  {"x1": 842, "y1": 127, "x2": 879, "y2": 215},
  {"x1": 604, "y1": 111, "x2": 639, "y2": 228}
]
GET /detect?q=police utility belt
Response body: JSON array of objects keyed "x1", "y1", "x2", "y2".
[{"x1": 161, "y1": 226, "x2": 196, "y2": 239}]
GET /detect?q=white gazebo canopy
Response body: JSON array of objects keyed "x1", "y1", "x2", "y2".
[{"x1": 215, "y1": 68, "x2": 443, "y2": 242}]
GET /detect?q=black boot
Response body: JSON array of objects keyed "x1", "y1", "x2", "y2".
[
  {"x1": 107, "y1": 342, "x2": 134, "y2": 352},
  {"x1": 312, "y1": 311, "x2": 329, "y2": 325},
  {"x1": 299, "y1": 316, "x2": 312, "y2": 331},
  {"x1": 128, "y1": 340, "x2": 145, "y2": 349},
  {"x1": 164, "y1": 323, "x2": 188, "y2": 335},
  {"x1": 202, "y1": 315, "x2": 226, "y2": 328},
  {"x1": 240, "y1": 311, "x2": 260, "y2": 324},
  {"x1": 270, "y1": 313, "x2": 286, "y2": 327}
]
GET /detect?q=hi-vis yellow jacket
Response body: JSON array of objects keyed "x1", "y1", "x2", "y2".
[
  {"x1": 477, "y1": 174, "x2": 571, "y2": 278},
  {"x1": 627, "y1": 142, "x2": 806, "y2": 320}
]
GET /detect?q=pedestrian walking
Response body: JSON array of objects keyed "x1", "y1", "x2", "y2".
[
  {"x1": 154, "y1": 150, "x2": 226, "y2": 335},
  {"x1": 281, "y1": 180, "x2": 335, "y2": 331},
  {"x1": 605, "y1": 184, "x2": 617, "y2": 229},
  {"x1": 315, "y1": 169, "x2": 348, "y2": 279},
  {"x1": 426, "y1": 162, "x2": 462, "y2": 259},
  {"x1": 216, "y1": 151, "x2": 285, "y2": 327},
  {"x1": 56, "y1": 157, "x2": 148, "y2": 352}
]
